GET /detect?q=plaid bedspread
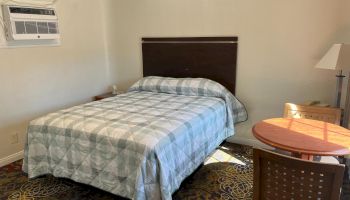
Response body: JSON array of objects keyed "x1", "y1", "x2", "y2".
[{"x1": 23, "y1": 77, "x2": 247, "y2": 200}]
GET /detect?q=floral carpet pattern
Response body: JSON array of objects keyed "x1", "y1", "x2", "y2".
[{"x1": 0, "y1": 143, "x2": 349, "y2": 200}]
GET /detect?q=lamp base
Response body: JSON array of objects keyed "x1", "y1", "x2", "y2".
[{"x1": 335, "y1": 71, "x2": 345, "y2": 108}]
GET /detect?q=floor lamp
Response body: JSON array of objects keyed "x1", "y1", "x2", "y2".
[{"x1": 315, "y1": 44, "x2": 350, "y2": 128}]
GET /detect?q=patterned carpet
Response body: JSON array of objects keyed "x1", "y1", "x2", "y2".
[{"x1": 0, "y1": 143, "x2": 349, "y2": 200}]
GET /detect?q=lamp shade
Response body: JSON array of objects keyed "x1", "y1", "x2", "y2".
[{"x1": 315, "y1": 44, "x2": 350, "y2": 70}]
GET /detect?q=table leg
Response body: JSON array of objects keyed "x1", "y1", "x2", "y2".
[{"x1": 291, "y1": 152, "x2": 314, "y2": 161}]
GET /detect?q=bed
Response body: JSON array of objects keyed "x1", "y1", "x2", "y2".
[{"x1": 23, "y1": 37, "x2": 247, "y2": 200}]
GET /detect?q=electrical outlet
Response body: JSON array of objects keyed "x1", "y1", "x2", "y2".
[{"x1": 10, "y1": 132, "x2": 19, "y2": 144}]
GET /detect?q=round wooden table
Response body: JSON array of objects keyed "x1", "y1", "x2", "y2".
[{"x1": 253, "y1": 118, "x2": 350, "y2": 160}]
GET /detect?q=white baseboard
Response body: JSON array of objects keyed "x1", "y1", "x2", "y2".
[
  {"x1": 0, "y1": 151, "x2": 24, "y2": 167},
  {"x1": 227, "y1": 136, "x2": 274, "y2": 150}
]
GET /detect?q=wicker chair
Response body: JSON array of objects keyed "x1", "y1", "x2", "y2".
[
  {"x1": 284, "y1": 103, "x2": 348, "y2": 165},
  {"x1": 253, "y1": 148, "x2": 345, "y2": 200},
  {"x1": 283, "y1": 103, "x2": 342, "y2": 125}
]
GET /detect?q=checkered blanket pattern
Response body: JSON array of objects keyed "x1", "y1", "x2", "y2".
[
  {"x1": 23, "y1": 77, "x2": 247, "y2": 200},
  {"x1": 129, "y1": 76, "x2": 247, "y2": 126}
]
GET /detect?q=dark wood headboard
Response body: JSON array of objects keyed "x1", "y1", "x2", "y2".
[{"x1": 142, "y1": 37, "x2": 238, "y2": 94}]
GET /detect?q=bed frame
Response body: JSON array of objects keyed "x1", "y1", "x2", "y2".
[{"x1": 142, "y1": 37, "x2": 238, "y2": 94}]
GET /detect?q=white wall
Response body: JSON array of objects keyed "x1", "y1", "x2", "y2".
[
  {"x1": 104, "y1": 0, "x2": 346, "y2": 144},
  {"x1": 0, "y1": 0, "x2": 110, "y2": 162}
]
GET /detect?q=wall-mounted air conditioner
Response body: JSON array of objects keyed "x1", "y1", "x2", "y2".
[{"x1": 1, "y1": 5, "x2": 59, "y2": 41}]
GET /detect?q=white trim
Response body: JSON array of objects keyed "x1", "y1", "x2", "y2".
[
  {"x1": 227, "y1": 136, "x2": 274, "y2": 150},
  {"x1": 0, "y1": 151, "x2": 24, "y2": 167}
]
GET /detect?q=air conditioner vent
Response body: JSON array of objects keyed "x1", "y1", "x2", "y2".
[
  {"x1": 14, "y1": 21, "x2": 25, "y2": 34},
  {"x1": 13, "y1": 21, "x2": 59, "y2": 35},
  {"x1": 25, "y1": 21, "x2": 37, "y2": 34},
  {"x1": 37, "y1": 22, "x2": 48, "y2": 33},
  {"x1": 48, "y1": 22, "x2": 58, "y2": 33}
]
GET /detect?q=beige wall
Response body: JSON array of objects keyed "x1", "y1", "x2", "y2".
[
  {"x1": 104, "y1": 0, "x2": 347, "y2": 144},
  {"x1": 339, "y1": 0, "x2": 350, "y2": 43},
  {"x1": 0, "y1": 0, "x2": 110, "y2": 160}
]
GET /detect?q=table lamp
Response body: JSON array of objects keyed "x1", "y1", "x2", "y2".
[{"x1": 315, "y1": 43, "x2": 350, "y2": 128}]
